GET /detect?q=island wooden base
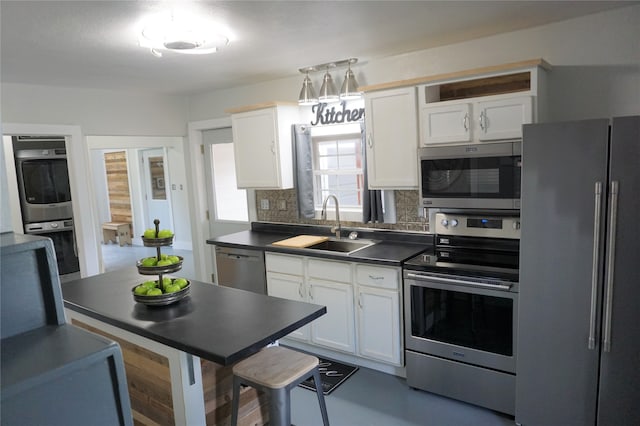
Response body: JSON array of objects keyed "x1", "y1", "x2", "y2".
[{"x1": 72, "y1": 319, "x2": 269, "y2": 425}]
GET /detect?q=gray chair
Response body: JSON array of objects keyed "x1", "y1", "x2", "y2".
[{"x1": 231, "y1": 346, "x2": 329, "y2": 426}]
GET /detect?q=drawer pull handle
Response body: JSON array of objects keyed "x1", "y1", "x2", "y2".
[{"x1": 369, "y1": 275, "x2": 384, "y2": 280}]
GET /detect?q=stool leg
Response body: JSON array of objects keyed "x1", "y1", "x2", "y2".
[
  {"x1": 270, "y1": 387, "x2": 290, "y2": 426},
  {"x1": 231, "y1": 376, "x2": 241, "y2": 426},
  {"x1": 312, "y1": 369, "x2": 330, "y2": 426}
]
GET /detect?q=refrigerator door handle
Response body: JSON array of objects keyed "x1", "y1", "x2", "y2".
[
  {"x1": 588, "y1": 181, "x2": 603, "y2": 350},
  {"x1": 603, "y1": 180, "x2": 619, "y2": 352}
]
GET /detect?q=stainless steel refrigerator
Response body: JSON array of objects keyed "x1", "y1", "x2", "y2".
[{"x1": 516, "y1": 116, "x2": 639, "y2": 425}]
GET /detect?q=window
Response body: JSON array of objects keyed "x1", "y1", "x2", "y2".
[
  {"x1": 210, "y1": 143, "x2": 248, "y2": 221},
  {"x1": 313, "y1": 133, "x2": 363, "y2": 211},
  {"x1": 301, "y1": 123, "x2": 396, "y2": 224}
]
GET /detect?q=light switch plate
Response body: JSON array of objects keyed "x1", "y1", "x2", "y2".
[
  {"x1": 278, "y1": 200, "x2": 287, "y2": 210},
  {"x1": 260, "y1": 199, "x2": 270, "y2": 210}
]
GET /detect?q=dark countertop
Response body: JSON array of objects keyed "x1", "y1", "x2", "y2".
[
  {"x1": 206, "y1": 222, "x2": 434, "y2": 266},
  {"x1": 61, "y1": 268, "x2": 326, "y2": 365}
]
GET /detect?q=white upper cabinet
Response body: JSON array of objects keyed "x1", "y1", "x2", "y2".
[
  {"x1": 417, "y1": 62, "x2": 548, "y2": 146},
  {"x1": 420, "y1": 94, "x2": 533, "y2": 146},
  {"x1": 420, "y1": 101, "x2": 473, "y2": 144},
  {"x1": 230, "y1": 104, "x2": 299, "y2": 189},
  {"x1": 364, "y1": 87, "x2": 419, "y2": 189},
  {"x1": 476, "y1": 95, "x2": 533, "y2": 141}
]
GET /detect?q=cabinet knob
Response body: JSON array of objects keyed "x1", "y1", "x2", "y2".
[
  {"x1": 270, "y1": 141, "x2": 276, "y2": 154},
  {"x1": 462, "y1": 113, "x2": 469, "y2": 131},
  {"x1": 367, "y1": 133, "x2": 373, "y2": 148}
]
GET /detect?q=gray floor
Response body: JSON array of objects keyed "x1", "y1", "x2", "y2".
[
  {"x1": 101, "y1": 244, "x2": 514, "y2": 426},
  {"x1": 290, "y1": 365, "x2": 514, "y2": 426}
]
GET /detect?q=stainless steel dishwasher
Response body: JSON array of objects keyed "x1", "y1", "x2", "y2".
[{"x1": 214, "y1": 246, "x2": 266, "y2": 294}]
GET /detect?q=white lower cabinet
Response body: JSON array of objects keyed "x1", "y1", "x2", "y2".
[
  {"x1": 266, "y1": 271, "x2": 309, "y2": 341},
  {"x1": 355, "y1": 264, "x2": 402, "y2": 365},
  {"x1": 265, "y1": 252, "x2": 403, "y2": 367},
  {"x1": 308, "y1": 277, "x2": 355, "y2": 353}
]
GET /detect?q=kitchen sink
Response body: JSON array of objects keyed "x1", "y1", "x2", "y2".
[{"x1": 305, "y1": 238, "x2": 376, "y2": 255}]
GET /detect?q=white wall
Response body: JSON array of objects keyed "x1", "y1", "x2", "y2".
[
  {"x1": 2, "y1": 84, "x2": 189, "y2": 135},
  {"x1": 188, "y1": 4, "x2": 640, "y2": 122},
  {"x1": 0, "y1": 134, "x2": 13, "y2": 233}
]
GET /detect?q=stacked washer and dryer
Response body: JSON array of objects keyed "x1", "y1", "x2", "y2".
[{"x1": 12, "y1": 136, "x2": 80, "y2": 281}]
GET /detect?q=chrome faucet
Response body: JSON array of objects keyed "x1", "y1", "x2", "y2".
[{"x1": 321, "y1": 194, "x2": 341, "y2": 239}]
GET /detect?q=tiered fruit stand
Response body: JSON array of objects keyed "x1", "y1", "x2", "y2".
[{"x1": 132, "y1": 219, "x2": 190, "y2": 306}]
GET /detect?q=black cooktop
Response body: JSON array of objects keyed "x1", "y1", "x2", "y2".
[{"x1": 403, "y1": 249, "x2": 519, "y2": 282}]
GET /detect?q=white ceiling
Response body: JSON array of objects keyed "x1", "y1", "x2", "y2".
[{"x1": 1, "y1": 1, "x2": 636, "y2": 96}]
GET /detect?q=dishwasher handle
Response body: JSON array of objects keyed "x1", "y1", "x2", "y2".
[{"x1": 215, "y1": 247, "x2": 264, "y2": 261}]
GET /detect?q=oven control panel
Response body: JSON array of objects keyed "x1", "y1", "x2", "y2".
[{"x1": 435, "y1": 213, "x2": 520, "y2": 239}]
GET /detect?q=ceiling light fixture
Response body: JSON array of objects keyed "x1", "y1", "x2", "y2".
[
  {"x1": 297, "y1": 58, "x2": 362, "y2": 106},
  {"x1": 138, "y1": 12, "x2": 229, "y2": 56}
]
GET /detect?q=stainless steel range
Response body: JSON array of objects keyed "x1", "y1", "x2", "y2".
[{"x1": 403, "y1": 212, "x2": 520, "y2": 415}]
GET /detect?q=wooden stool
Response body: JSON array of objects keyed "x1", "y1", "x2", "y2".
[
  {"x1": 101, "y1": 222, "x2": 131, "y2": 246},
  {"x1": 231, "y1": 346, "x2": 329, "y2": 426}
]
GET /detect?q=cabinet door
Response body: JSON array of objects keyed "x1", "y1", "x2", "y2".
[
  {"x1": 308, "y1": 278, "x2": 355, "y2": 353},
  {"x1": 364, "y1": 87, "x2": 418, "y2": 189},
  {"x1": 476, "y1": 95, "x2": 532, "y2": 141},
  {"x1": 420, "y1": 102, "x2": 472, "y2": 145},
  {"x1": 232, "y1": 109, "x2": 282, "y2": 188},
  {"x1": 357, "y1": 287, "x2": 401, "y2": 365},
  {"x1": 266, "y1": 271, "x2": 309, "y2": 341}
]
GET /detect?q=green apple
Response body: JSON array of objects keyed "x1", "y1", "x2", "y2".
[
  {"x1": 160, "y1": 254, "x2": 169, "y2": 260},
  {"x1": 143, "y1": 228, "x2": 156, "y2": 239},
  {"x1": 141, "y1": 257, "x2": 157, "y2": 267},
  {"x1": 165, "y1": 284, "x2": 181, "y2": 293},
  {"x1": 142, "y1": 280, "x2": 157, "y2": 288},
  {"x1": 146, "y1": 288, "x2": 163, "y2": 296},
  {"x1": 134, "y1": 285, "x2": 149, "y2": 295},
  {"x1": 161, "y1": 277, "x2": 173, "y2": 288},
  {"x1": 157, "y1": 259, "x2": 172, "y2": 267},
  {"x1": 158, "y1": 229, "x2": 173, "y2": 239},
  {"x1": 173, "y1": 278, "x2": 188, "y2": 289},
  {"x1": 168, "y1": 255, "x2": 180, "y2": 264}
]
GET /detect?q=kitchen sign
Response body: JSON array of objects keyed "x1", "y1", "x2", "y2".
[{"x1": 310, "y1": 102, "x2": 365, "y2": 126}]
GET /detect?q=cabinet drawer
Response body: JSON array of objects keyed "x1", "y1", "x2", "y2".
[
  {"x1": 265, "y1": 253, "x2": 304, "y2": 275},
  {"x1": 308, "y1": 259, "x2": 352, "y2": 283},
  {"x1": 356, "y1": 264, "x2": 399, "y2": 290}
]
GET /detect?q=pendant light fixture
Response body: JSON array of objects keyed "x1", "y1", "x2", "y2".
[
  {"x1": 318, "y1": 66, "x2": 339, "y2": 102},
  {"x1": 298, "y1": 68, "x2": 318, "y2": 106},
  {"x1": 339, "y1": 58, "x2": 361, "y2": 100},
  {"x1": 297, "y1": 58, "x2": 362, "y2": 106}
]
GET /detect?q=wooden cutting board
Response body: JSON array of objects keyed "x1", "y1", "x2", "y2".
[{"x1": 271, "y1": 235, "x2": 329, "y2": 248}]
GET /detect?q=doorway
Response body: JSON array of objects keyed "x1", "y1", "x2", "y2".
[
  {"x1": 87, "y1": 136, "x2": 192, "y2": 275},
  {"x1": 202, "y1": 127, "x2": 250, "y2": 282}
]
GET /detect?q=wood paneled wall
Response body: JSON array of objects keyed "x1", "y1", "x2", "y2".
[
  {"x1": 72, "y1": 320, "x2": 269, "y2": 426},
  {"x1": 104, "y1": 151, "x2": 133, "y2": 224}
]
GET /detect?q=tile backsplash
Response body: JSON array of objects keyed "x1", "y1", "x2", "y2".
[{"x1": 255, "y1": 189, "x2": 428, "y2": 232}]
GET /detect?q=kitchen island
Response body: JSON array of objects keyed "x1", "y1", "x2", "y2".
[{"x1": 61, "y1": 267, "x2": 326, "y2": 426}]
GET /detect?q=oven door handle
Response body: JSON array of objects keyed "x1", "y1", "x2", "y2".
[{"x1": 405, "y1": 272, "x2": 513, "y2": 291}]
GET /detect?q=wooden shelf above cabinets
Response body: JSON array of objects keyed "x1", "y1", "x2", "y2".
[
  {"x1": 438, "y1": 72, "x2": 531, "y2": 102},
  {"x1": 359, "y1": 58, "x2": 550, "y2": 93}
]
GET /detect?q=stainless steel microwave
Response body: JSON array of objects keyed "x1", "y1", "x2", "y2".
[{"x1": 419, "y1": 141, "x2": 521, "y2": 210}]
